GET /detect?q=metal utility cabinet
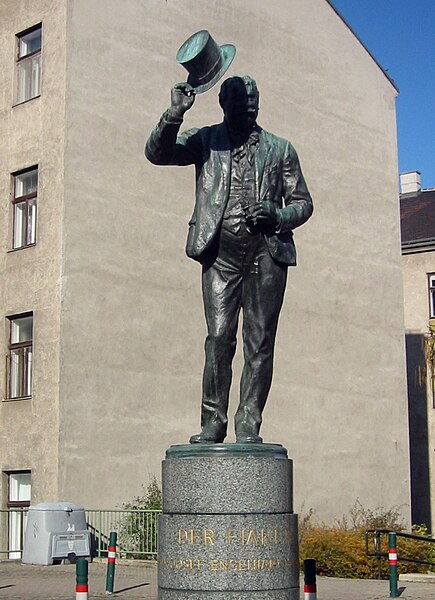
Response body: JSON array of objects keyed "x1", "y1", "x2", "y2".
[{"x1": 22, "y1": 503, "x2": 91, "y2": 565}]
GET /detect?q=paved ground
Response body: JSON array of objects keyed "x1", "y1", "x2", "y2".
[{"x1": 0, "y1": 560, "x2": 434, "y2": 599}]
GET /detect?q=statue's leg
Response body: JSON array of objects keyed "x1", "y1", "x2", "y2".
[
  {"x1": 235, "y1": 239, "x2": 287, "y2": 443},
  {"x1": 189, "y1": 252, "x2": 242, "y2": 444}
]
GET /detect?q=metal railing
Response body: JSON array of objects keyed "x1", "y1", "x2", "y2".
[
  {"x1": 0, "y1": 508, "x2": 160, "y2": 560},
  {"x1": 0, "y1": 508, "x2": 29, "y2": 559},
  {"x1": 86, "y1": 509, "x2": 160, "y2": 559},
  {"x1": 365, "y1": 529, "x2": 435, "y2": 579}
]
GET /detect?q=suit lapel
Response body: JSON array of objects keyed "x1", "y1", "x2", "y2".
[
  {"x1": 255, "y1": 128, "x2": 271, "y2": 202},
  {"x1": 215, "y1": 123, "x2": 231, "y2": 195}
]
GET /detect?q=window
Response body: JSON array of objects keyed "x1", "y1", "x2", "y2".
[
  {"x1": 6, "y1": 313, "x2": 33, "y2": 400},
  {"x1": 12, "y1": 167, "x2": 38, "y2": 249},
  {"x1": 429, "y1": 274, "x2": 435, "y2": 319},
  {"x1": 6, "y1": 471, "x2": 31, "y2": 559},
  {"x1": 16, "y1": 24, "x2": 41, "y2": 104}
]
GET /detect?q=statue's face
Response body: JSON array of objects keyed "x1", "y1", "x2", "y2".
[{"x1": 222, "y1": 78, "x2": 259, "y2": 133}]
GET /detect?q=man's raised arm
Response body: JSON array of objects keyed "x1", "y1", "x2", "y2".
[{"x1": 145, "y1": 83, "x2": 198, "y2": 166}]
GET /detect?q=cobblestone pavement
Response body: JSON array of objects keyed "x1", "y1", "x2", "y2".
[{"x1": 0, "y1": 560, "x2": 434, "y2": 599}]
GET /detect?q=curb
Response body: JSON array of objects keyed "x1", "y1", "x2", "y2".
[{"x1": 399, "y1": 573, "x2": 435, "y2": 584}]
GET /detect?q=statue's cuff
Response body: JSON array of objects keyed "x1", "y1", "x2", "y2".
[
  {"x1": 275, "y1": 210, "x2": 284, "y2": 233},
  {"x1": 164, "y1": 109, "x2": 184, "y2": 125}
]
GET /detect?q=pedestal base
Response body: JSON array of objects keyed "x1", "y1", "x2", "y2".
[{"x1": 158, "y1": 443, "x2": 299, "y2": 600}]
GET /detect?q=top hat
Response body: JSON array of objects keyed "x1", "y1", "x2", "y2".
[{"x1": 176, "y1": 30, "x2": 236, "y2": 94}]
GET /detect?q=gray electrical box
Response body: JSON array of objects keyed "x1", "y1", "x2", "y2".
[{"x1": 22, "y1": 502, "x2": 91, "y2": 565}]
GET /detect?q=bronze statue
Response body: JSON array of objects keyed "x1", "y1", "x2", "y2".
[{"x1": 146, "y1": 36, "x2": 313, "y2": 444}]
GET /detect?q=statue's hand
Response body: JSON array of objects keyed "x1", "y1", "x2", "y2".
[
  {"x1": 250, "y1": 201, "x2": 281, "y2": 229},
  {"x1": 168, "y1": 83, "x2": 196, "y2": 119}
]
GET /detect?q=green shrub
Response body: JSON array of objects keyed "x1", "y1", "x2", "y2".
[
  {"x1": 118, "y1": 477, "x2": 162, "y2": 558},
  {"x1": 299, "y1": 500, "x2": 434, "y2": 579}
]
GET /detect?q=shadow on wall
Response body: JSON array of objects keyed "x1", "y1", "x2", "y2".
[{"x1": 405, "y1": 333, "x2": 431, "y2": 531}]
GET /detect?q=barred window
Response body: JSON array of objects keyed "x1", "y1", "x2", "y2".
[{"x1": 5, "y1": 471, "x2": 31, "y2": 559}]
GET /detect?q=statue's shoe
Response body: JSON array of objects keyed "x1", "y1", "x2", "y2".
[
  {"x1": 189, "y1": 429, "x2": 225, "y2": 444},
  {"x1": 235, "y1": 430, "x2": 263, "y2": 444}
]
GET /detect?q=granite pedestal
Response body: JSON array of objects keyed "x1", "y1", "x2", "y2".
[{"x1": 158, "y1": 443, "x2": 299, "y2": 600}]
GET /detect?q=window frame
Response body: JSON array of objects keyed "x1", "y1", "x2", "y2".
[
  {"x1": 6, "y1": 312, "x2": 33, "y2": 401},
  {"x1": 4, "y1": 470, "x2": 31, "y2": 559},
  {"x1": 15, "y1": 23, "x2": 42, "y2": 105},
  {"x1": 11, "y1": 166, "x2": 38, "y2": 250},
  {"x1": 6, "y1": 470, "x2": 32, "y2": 509},
  {"x1": 429, "y1": 273, "x2": 435, "y2": 319}
]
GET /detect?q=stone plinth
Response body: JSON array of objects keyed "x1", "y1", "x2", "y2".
[{"x1": 158, "y1": 443, "x2": 299, "y2": 600}]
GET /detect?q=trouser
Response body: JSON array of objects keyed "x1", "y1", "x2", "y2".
[{"x1": 201, "y1": 225, "x2": 287, "y2": 438}]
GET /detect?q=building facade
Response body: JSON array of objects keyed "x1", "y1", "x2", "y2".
[
  {"x1": 1, "y1": 0, "x2": 410, "y2": 555},
  {"x1": 400, "y1": 171, "x2": 435, "y2": 530}
]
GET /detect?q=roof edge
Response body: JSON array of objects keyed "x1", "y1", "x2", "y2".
[{"x1": 326, "y1": 0, "x2": 399, "y2": 93}]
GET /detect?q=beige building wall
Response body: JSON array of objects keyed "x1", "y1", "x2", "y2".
[
  {"x1": 53, "y1": 0, "x2": 410, "y2": 522},
  {"x1": 0, "y1": 0, "x2": 411, "y2": 526},
  {"x1": 0, "y1": 0, "x2": 67, "y2": 507}
]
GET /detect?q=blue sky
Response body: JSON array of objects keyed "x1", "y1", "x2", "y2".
[{"x1": 330, "y1": 0, "x2": 435, "y2": 189}]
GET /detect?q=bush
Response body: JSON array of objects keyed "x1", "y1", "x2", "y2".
[
  {"x1": 118, "y1": 477, "x2": 162, "y2": 558},
  {"x1": 299, "y1": 500, "x2": 434, "y2": 579}
]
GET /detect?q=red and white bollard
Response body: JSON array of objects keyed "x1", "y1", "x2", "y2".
[
  {"x1": 76, "y1": 559, "x2": 88, "y2": 600},
  {"x1": 304, "y1": 558, "x2": 317, "y2": 600},
  {"x1": 388, "y1": 532, "x2": 398, "y2": 598},
  {"x1": 106, "y1": 531, "x2": 117, "y2": 595}
]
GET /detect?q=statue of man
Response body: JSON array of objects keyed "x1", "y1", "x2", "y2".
[{"x1": 146, "y1": 75, "x2": 313, "y2": 444}]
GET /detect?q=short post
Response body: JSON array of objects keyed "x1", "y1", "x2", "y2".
[
  {"x1": 105, "y1": 531, "x2": 117, "y2": 595},
  {"x1": 303, "y1": 558, "x2": 317, "y2": 600},
  {"x1": 76, "y1": 558, "x2": 88, "y2": 600},
  {"x1": 374, "y1": 531, "x2": 382, "y2": 580},
  {"x1": 388, "y1": 532, "x2": 398, "y2": 598}
]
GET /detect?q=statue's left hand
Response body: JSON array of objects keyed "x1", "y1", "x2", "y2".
[{"x1": 249, "y1": 201, "x2": 281, "y2": 228}]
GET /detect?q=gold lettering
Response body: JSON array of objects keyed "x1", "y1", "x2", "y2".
[
  {"x1": 260, "y1": 529, "x2": 279, "y2": 546},
  {"x1": 226, "y1": 528, "x2": 237, "y2": 545},
  {"x1": 177, "y1": 529, "x2": 188, "y2": 545},
  {"x1": 194, "y1": 559, "x2": 203, "y2": 572},
  {"x1": 210, "y1": 559, "x2": 219, "y2": 571},
  {"x1": 238, "y1": 559, "x2": 249, "y2": 571},
  {"x1": 178, "y1": 528, "x2": 216, "y2": 546},
  {"x1": 219, "y1": 559, "x2": 229, "y2": 570},
  {"x1": 245, "y1": 529, "x2": 258, "y2": 546},
  {"x1": 203, "y1": 528, "x2": 215, "y2": 545},
  {"x1": 190, "y1": 529, "x2": 200, "y2": 545},
  {"x1": 159, "y1": 557, "x2": 207, "y2": 570}
]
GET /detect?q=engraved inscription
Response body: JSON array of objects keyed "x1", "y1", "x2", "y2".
[
  {"x1": 177, "y1": 528, "x2": 215, "y2": 546},
  {"x1": 159, "y1": 558, "x2": 204, "y2": 571},
  {"x1": 159, "y1": 557, "x2": 298, "y2": 572},
  {"x1": 178, "y1": 527, "x2": 292, "y2": 546}
]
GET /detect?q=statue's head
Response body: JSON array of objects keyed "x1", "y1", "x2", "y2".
[{"x1": 219, "y1": 75, "x2": 259, "y2": 133}]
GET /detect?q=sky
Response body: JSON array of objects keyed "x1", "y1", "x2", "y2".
[{"x1": 330, "y1": 0, "x2": 435, "y2": 189}]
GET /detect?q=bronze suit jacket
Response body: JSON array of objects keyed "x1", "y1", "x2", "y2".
[{"x1": 145, "y1": 112, "x2": 313, "y2": 266}]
